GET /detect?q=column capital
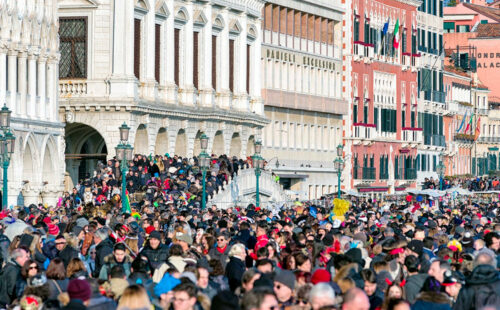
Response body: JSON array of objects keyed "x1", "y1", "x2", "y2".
[
  {"x1": 7, "y1": 49, "x2": 18, "y2": 57},
  {"x1": 38, "y1": 55, "x2": 48, "y2": 63}
]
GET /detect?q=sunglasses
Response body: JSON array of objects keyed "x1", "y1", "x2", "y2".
[
  {"x1": 217, "y1": 238, "x2": 225, "y2": 241},
  {"x1": 29, "y1": 266, "x2": 38, "y2": 270},
  {"x1": 90, "y1": 252, "x2": 96, "y2": 254}
]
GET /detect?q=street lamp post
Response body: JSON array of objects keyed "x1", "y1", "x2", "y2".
[
  {"x1": 437, "y1": 152, "x2": 445, "y2": 190},
  {"x1": 252, "y1": 141, "x2": 264, "y2": 207},
  {"x1": 334, "y1": 144, "x2": 344, "y2": 198},
  {"x1": 115, "y1": 123, "x2": 134, "y2": 213},
  {"x1": 0, "y1": 105, "x2": 14, "y2": 209},
  {"x1": 199, "y1": 134, "x2": 210, "y2": 210}
]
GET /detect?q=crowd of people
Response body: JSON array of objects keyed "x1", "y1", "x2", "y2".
[
  {"x1": 0, "y1": 153, "x2": 498, "y2": 310},
  {"x1": 422, "y1": 175, "x2": 500, "y2": 192}
]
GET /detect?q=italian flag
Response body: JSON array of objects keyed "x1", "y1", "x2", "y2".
[{"x1": 393, "y1": 19, "x2": 400, "y2": 49}]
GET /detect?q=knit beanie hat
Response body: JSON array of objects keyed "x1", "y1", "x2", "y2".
[
  {"x1": 47, "y1": 224, "x2": 59, "y2": 236},
  {"x1": 274, "y1": 269, "x2": 296, "y2": 290},
  {"x1": 210, "y1": 290, "x2": 240, "y2": 310},
  {"x1": 311, "y1": 269, "x2": 331, "y2": 285},
  {"x1": 154, "y1": 273, "x2": 181, "y2": 297},
  {"x1": 67, "y1": 279, "x2": 91, "y2": 301}
]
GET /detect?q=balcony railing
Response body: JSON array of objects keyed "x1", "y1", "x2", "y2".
[
  {"x1": 454, "y1": 133, "x2": 475, "y2": 143},
  {"x1": 478, "y1": 136, "x2": 500, "y2": 143},
  {"x1": 353, "y1": 167, "x2": 376, "y2": 180},
  {"x1": 353, "y1": 124, "x2": 376, "y2": 139},
  {"x1": 478, "y1": 108, "x2": 489, "y2": 115},
  {"x1": 362, "y1": 167, "x2": 376, "y2": 180},
  {"x1": 59, "y1": 80, "x2": 88, "y2": 97},
  {"x1": 402, "y1": 128, "x2": 423, "y2": 143}
]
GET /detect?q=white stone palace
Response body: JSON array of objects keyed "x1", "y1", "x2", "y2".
[
  {"x1": 58, "y1": 0, "x2": 267, "y2": 187},
  {"x1": 0, "y1": 0, "x2": 65, "y2": 206}
]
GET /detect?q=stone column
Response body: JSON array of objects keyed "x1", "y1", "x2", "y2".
[
  {"x1": 7, "y1": 50, "x2": 18, "y2": 115},
  {"x1": 17, "y1": 52, "x2": 27, "y2": 117},
  {"x1": 142, "y1": 3, "x2": 157, "y2": 100},
  {"x1": 37, "y1": 55, "x2": 47, "y2": 120},
  {"x1": 46, "y1": 56, "x2": 58, "y2": 122},
  {"x1": 179, "y1": 1, "x2": 195, "y2": 106},
  {"x1": 198, "y1": 4, "x2": 214, "y2": 107},
  {"x1": 252, "y1": 19, "x2": 263, "y2": 115},
  {"x1": 164, "y1": 0, "x2": 176, "y2": 103},
  {"x1": 0, "y1": 49, "x2": 6, "y2": 106},
  {"x1": 108, "y1": 0, "x2": 136, "y2": 98},
  {"x1": 218, "y1": 9, "x2": 230, "y2": 109},
  {"x1": 234, "y1": 14, "x2": 248, "y2": 111},
  {"x1": 27, "y1": 54, "x2": 37, "y2": 118}
]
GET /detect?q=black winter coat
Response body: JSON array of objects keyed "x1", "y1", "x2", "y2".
[
  {"x1": 94, "y1": 238, "x2": 114, "y2": 278},
  {"x1": 225, "y1": 256, "x2": 246, "y2": 292},
  {"x1": 453, "y1": 264, "x2": 500, "y2": 310},
  {"x1": 58, "y1": 245, "x2": 80, "y2": 268},
  {"x1": 139, "y1": 243, "x2": 169, "y2": 270},
  {"x1": 0, "y1": 260, "x2": 22, "y2": 307}
]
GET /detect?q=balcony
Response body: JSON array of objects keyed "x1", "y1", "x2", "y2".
[
  {"x1": 402, "y1": 128, "x2": 423, "y2": 144},
  {"x1": 353, "y1": 124, "x2": 376, "y2": 143},
  {"x1": 404, "y1": 168, "x2": 417, "y2": 180},
  {"x1": 478, "y1": 136, "x2": 500, "y2": 143},
  {"x1": 402, "y1": 54, "x2": 411, "y2": 71},
  {"x1": 478, "y1": 108, "x2": 489, "y2": 115},
  {"x1": 454, "y1": 133, "x2": 475, "y2": 143},
  {"x1": 59, "y1": 80, "x2": 88, "y2": 97},
  {"x1": 353, "y1": 167, "x2": 376, "y2": 180},
  {"x1": 353, "y1": 42, "x2": 364, "y2": 61}
]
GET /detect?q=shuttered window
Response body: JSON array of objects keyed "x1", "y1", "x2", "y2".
[
  {"x1": 193, "y1": 31, "x2": 199, "y2": 90},
  {"x1": 229, "y1": 39, "x2": 234, "y2": 93},
  {"x1": 246, "y1": 44, "x2": 250, "y2": 94},
  {"x1": 59, "y1": 17, "x2": 87, "y2": 78},
  {"x1": 155, "y1": 24, "x2": 161, "y2": 83},
  {"x1": 212, "y1": 35, "x2": 217, "y2": 91},
  {"x1": 174, "y1": 28, "x2": 180, "y2": 86},
  {"x1": 134, "y1": 19, "x2": 141, "y2": 80}
]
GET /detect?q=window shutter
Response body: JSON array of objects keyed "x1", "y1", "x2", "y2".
[
  {"x1": 229, "y1": 39, "x2": 234, "y2": 93},
  {"x1": 212, "y1": 35, "x2": 217, "y2": 91},
  {"x1": 353, "y1": 105, "x2": 358, "y2": 123},
  {"x1": 174, "y1": 28, "x2": 180, "y2": 86},
  {"x1": 193, "y1": 31, "x2": 199, "y2": 90},
  {"x1": 155, "y1": 23, "x2": 161, "y2": 83},
  {"x1": 134, "y1": 18, "x2": 141, "y2": 80}
]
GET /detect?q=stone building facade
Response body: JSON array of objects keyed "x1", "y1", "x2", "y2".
[
  {"x1": 58, "y1": 0, "x2": 267, "y2": 187},
  {"x1": 0, "y1": 0, "x2": 65, "y2": 206},
  {"x1": 260, "y1": 0, "x2": 346, "y2": 200}
]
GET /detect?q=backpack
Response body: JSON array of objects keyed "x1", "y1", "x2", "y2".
[{"x1": 474, "y1": 282, "x2": 500, "y2": 309}]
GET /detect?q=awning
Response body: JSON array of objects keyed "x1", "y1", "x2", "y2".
[{"x1": 276, "y1": 173, "x2": 309, "y2": 179}]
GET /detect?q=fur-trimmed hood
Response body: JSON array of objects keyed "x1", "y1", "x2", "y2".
[{"x1": 415, "y1": 291, "x2": 452, "y2": 305}]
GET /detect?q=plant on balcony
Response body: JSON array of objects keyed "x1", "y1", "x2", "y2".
[
  {"x1": 457, "y1": 101, "x2": 473, "y2": 107},
  {"x1": 454, "y1": 133, "x2": 475, "y2": 141}
]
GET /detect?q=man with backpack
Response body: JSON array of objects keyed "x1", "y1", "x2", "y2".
[{"x1": 453, "y1": 252, "x2": 500, "y2": 310}]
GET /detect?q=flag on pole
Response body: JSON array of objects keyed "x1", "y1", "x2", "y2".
[
  {"x1": 456, "y1": 110, "x2": 467, "y2": 133},
  {"x1": 393, "y1": 19, "x2": 400, "y2": 49},
  {"x1": 465, "y1": 112, "x2": 474, "y2": 133},
  {"x1": 474, "y1": 117, "x2": 481, "y2": 140},
  {"x1": 123, "y1": 190, "x2": 131, "y2": 214},
  {"x1": 383, "y1": 18, "x2": 390, "y2": 36}
]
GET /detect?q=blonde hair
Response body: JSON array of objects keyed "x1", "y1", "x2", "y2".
[
  {"x1": 228, "y1": 243, "x2": 246, "y2": 257},
  {"x1": 117, "y1": 285, "x2": 152, "y2": 310}
]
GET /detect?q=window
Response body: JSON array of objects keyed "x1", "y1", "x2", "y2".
[
  {"x1": 59, "y1": 17, "x2": 87, "y2": 78},
  {"x1": 212, "y1": 35, "x2": 217, "y2": 90},
  {"x1": 229, "y1": 39, "x2": 235, "y2": 92},
  {"x1": 155, "y1": 24, "x2": 161, "y2": 83},
  {"x1": 134, "y1": 19, "x2": 141, "y2": 80},
  {"x1": 193, "y1": 31, "x2": 199, "y2": 89},
  {"x1": 174, "y1": 28, "x2": 180, "y2": 86},
  {"x1": 354, "y1": 17, "x2": 360, "y2": 41}
]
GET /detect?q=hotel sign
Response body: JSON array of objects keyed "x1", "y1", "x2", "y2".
[
  {"x1": 477, "y1": 52, "x2": 500, "y2": 68},
  {"x1": 265, "y1": 47, "x2": 337, "y2": 71}
]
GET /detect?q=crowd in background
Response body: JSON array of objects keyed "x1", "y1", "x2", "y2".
[{"x1": 0, "y1": 153, "x2": 497, "y2": 310}]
